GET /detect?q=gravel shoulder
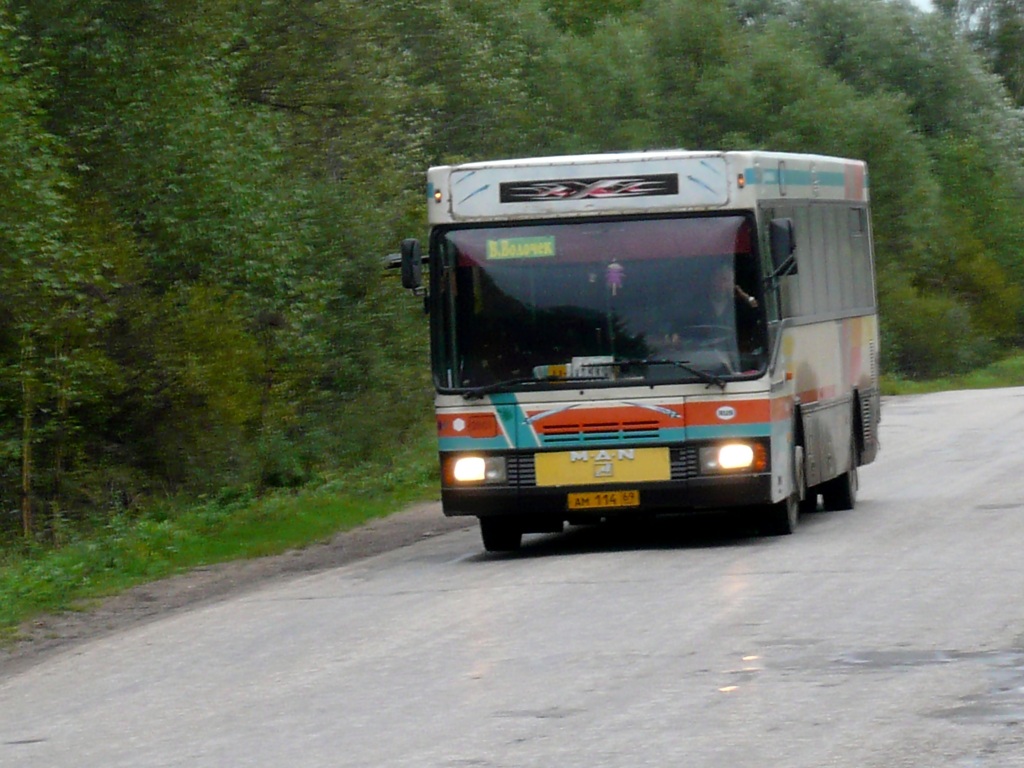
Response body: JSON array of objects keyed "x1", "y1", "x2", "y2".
[{"x1": 1, "y1": 501, "x2": 471, "y2": 679}]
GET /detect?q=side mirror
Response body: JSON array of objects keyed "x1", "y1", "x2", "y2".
[
  {"x1": 400, "y1": 238, "x2": 423, "y2": 290},
  {"x1": 769, "y1": 218, "x2": 797, "y2": 278}
]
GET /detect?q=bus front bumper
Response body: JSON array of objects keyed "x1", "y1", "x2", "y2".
[{"x1": 441, "y1": 475, "x2": 774, "y2": 522}]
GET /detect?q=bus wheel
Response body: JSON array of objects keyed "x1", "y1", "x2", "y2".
[
  {"x1": 764, "y1": 492, "x2": 799, "y2": 536},
  {"x1": 763, "y1": 443, "x2": 803, "y2": 536},
  {"x1": 822, "y1": 436, "x2": 858, "y2": 511},
  {"x1": 795, "y1": 444, "x2": 818, "y2": 514},
  {"x1": 800, "y1": 490, "x2": 820, "y2": 515},
  {"x1": 479, "y1": 518, "x2": 523, "y2": 553}
]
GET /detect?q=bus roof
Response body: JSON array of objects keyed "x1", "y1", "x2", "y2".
[
  {"x1": 436, "y1": 149, "x2": 861, "y2": 171},
  {"x1": 427, "y1": 150, "x2": 869, "y2": 224}
]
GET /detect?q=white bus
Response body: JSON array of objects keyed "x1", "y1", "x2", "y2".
[{"x1": 397, "y1": 150, "x2": 880, "y2": 551}]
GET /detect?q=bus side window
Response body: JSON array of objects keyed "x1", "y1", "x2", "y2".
[{"x1": 850, "y1": 207, "x2": 873, "y2": 308}]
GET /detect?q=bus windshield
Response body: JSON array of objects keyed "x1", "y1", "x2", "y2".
[{"x1": 434, "y1": 215, "x2": 767, "y2": 391}]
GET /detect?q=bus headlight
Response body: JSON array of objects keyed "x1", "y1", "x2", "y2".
[
  {"x1": 449, "y1": 456, "x2": 507, "y2": 485},
  {"x1": 699, "y1": 443, "x2": 766, "y2": 473}
]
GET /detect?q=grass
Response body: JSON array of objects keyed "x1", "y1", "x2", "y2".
[
  {"x1": 882, "y1": 351, "x2": 1024, "y2": 395},
  {"x1": 0, "y1": 430, "x2": 440, "y2": 642}
]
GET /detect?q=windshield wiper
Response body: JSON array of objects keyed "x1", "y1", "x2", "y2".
[
  {"x1": 461, "y1": 375, "x2": 606, "y2": 400},
  {"x1": 606, "y1": 358, "x2": 726, "y2": 389}
]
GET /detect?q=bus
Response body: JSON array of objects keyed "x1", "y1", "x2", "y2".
[{"x1": 396, "y1": 150, "x2": 880, "y2": 552}]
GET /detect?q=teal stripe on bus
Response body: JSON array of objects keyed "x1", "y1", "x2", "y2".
[
  {"x1": 684, "y1": 424, "x2": 772, "y2": 440},
  {"x1": 438, "y1": 423, "x2": 772, "y2": 450},
  {"x1": 491, "y1": 392, "x2": 540, "y2": 449},
  {"x1": 743, "y1": 167, "x2": 867, "y2": 189},
  {"x1": 439, "y1": 436, "x2": 512, "y2": 451}
]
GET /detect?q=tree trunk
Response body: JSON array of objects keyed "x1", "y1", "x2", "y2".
[{"x1": 21, "y1": 373, "x2": 34, "y2": 539}]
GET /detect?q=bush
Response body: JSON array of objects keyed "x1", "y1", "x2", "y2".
[{"x1": 880, "y1": 271, "x2": 994, "y2": 378}]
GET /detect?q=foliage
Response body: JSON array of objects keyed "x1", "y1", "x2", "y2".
[
  {"x1": 0, "y1": 0, "x2": 1023, "y2": 552},
  {"x1": 882, "y1": 348, "x2": 1024, "y2": 395},
  {"x1": 542, "y1": 0, "x2": 645, "y2": 34},
  {"x1": 937, "y1": 0, "x2": 1024, "y2": 105}
]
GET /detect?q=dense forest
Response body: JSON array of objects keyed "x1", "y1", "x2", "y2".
[{"x1": 1, "y1": 0, "x2": 1023, "y2": 540}]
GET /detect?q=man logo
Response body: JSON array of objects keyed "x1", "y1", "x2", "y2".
[
  {"x1": 570, "y1": 449, "x2": 636, "y2": 463},
  {"x1": 570, "y1": 449, "x2": 635, "y2": 479}
]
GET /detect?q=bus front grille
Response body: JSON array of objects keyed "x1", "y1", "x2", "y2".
[
  {"x1": 671, "y1": 446, "x2": 698, "y2": 480},
  {"x1": 537, "y1": 421, "x2": 661, "y2": 446},
  {"x1": 506, "y1": 454, "x2": 537, "y2": 486}
]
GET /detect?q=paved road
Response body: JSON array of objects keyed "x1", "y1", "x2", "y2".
[{"x1": 3, "y1": 388, "x2": 1024, "y2": 767}]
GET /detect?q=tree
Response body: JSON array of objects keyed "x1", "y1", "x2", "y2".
[
  {"x1": 0, "y1": 7, "x2": 130, "y2": 537},
  {"x1": 644, "y1": 0, "x2": 738, "y2": 147},
  {"x1": 542, "y1": 0, "x2": 644, "y2": 34},
  {"x1": 1, "y1": 0, "x2": 1024, "y2": 538},
  {"x1": 954, "y1": 0, "x2": 1024, "y2": 105}
]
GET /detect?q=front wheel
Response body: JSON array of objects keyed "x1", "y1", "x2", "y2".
[
  {"x1": 762, "y1": 442, "x2": 804, "y2": 536},
  {"x1": 479, "y1": 518, "x2": 523, "y2": 553},
  {"x1": 762, "y1": 493, "x2": 799, "y2": 536}
]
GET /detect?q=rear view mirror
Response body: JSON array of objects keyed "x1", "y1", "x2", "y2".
[
  {"x1": 400, "y1": 238, "x2": 423, "y2": 290},
  {"x1": 769, "y1": 218, "x2": 797, "y2": 278}
]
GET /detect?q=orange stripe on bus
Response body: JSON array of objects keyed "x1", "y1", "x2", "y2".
[
  {"x1": 797, "y1": 385, "x2": 839, "y2": 405},
  {"x1": 684, "y1": 400, "x2": 771, "y2": 425},
  {"x1": 437, "y1": 413, "x2": 500, "y2": 438}
]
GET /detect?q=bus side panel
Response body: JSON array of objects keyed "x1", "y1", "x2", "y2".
[
  {"x1": 801, "y1": 397, "x2": 854, "y2": 489},
  {"x1": 787, "y1": 315, "x2": 879, "y2": 489},
  {"x1": 768, "y1": 383, "x2": 798, "y2": 506}
]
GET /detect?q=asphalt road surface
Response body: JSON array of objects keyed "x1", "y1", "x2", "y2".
[{"x1": 3, "y1": 388, "x2": 1024, "y2": 768}]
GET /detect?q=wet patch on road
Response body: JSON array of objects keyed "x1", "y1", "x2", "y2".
[
  {"x1": 932, "y1": 651, "x2": 1024, "y2": 727},
  {"x1": 764, "y1": 646, "x2": 1024, "y2": 727},
  {"x1": 974, "y1": 503, "x2": 1024, "y2": 512},
  {"x1": 494, "y1": 706, "x2": 583, "y2": 720},
  {"x1": 830, "y1": 648, "x2": 1024, "y2": 727}
]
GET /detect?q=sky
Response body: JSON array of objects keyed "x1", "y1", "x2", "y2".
[{"x1": 909, "y1": 0, "x2": 934, "y2": 10}]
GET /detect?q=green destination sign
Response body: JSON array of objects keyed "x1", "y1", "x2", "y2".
[{"x1": 486, "y1": 236, "x2": 556, "y2": 260}]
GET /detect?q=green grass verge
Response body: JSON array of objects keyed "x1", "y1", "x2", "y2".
[
  {"x1": 882, "y1": 351, "x2": 1024, "y2": 395},
  {"x1": 0, "y1": 432, "x2": 440, "y2": 641}
]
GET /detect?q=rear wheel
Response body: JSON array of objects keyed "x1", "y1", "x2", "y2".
[
  {"x1": 821, "y1": 435, "x2": 858, "y2": 511},
  {"x1": 479, "y1": 518, "x2": 523, "y2": 553},
  {"x1": 800, "y1": 490, "x2": 820, "y2": 515}
]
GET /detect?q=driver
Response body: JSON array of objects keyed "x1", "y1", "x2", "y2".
[
  {"x1": 711, "y1": 259, "x2": 758, "y2": 317},
  {"x1": 658, "y1": 259, "x2": 759, "y2": 369}
]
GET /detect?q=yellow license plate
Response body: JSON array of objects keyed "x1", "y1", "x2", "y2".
[
  {"x1": 535, "y1": 447, "x2": 670, "y2": 487},
  {"x1": 567, "y1": 490, "x2": 640, "y2": 511}
]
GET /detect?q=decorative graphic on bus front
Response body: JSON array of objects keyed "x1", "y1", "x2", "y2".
[{"x1": 499, "y1": 174, "x2": 678, "y2": 202}]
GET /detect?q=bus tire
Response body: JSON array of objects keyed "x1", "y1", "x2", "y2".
[
  {"x1": 759, "y1": 442, "x2": 802, "y2": 536},
  {"x1": 479, "y1": 517, "x2": 523, "y2": 552},
  {"x1": 795, "y1": 442, "x2": 819, "y2": 514},
  {"x1": 763, "y1": 493, "x2": 799, "y2": 536},
  {"x1": 800, "y1": 490, "x2": 820, "y2": 515},
  {"x1": 822, "y1": 435, "x2": 858, "y2": 511}
]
